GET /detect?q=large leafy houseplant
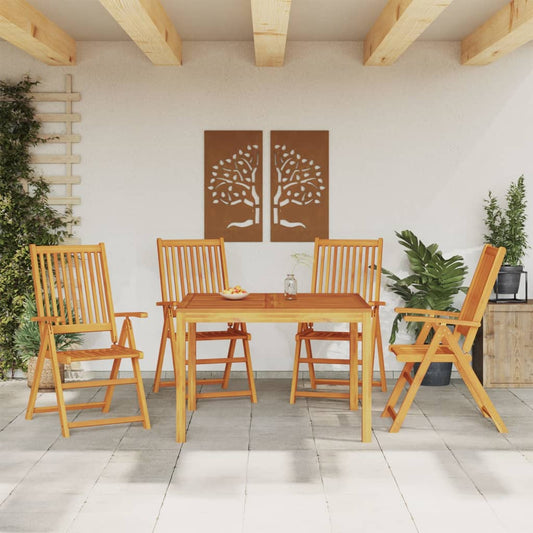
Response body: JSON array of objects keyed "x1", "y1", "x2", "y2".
[
  {"x1": 483, "y1": 175, "x2": 528, "y2": 266},
  {"x1": 0, "y1": 77, "x2": 70, "y2": 378},
  {"x1": 383, "y1": 230, "x2": 468, "y2": 344}
]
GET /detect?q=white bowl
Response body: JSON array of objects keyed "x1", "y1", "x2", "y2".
[{"x1": 220, "y1": 291, "x2": 249, "y2": 300}]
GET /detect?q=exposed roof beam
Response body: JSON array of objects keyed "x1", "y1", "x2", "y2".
[
  {"x1": 99, "y1": 0, "x2": 181, "y2": 65},
  {"x1": 462, "y1": 0, "x2": 533, "y2": 66},
  {"x1": 364, "y1": 0, "x2": 454, "y2": 66},
  {"x1": 0, "y1": 0, "x2": 75, "y2": 66},
  {"x1": 251, "y1": 0, "x2": 292, "y2": 67}
]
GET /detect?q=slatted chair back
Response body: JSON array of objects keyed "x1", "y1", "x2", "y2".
[
  {"x1": 157, "y1": 238, "x2": 229, "y2": 302},
  {"x1": 311, "y1": 238, "x2": 383, "y2": 302},
  {"x1": 456, "y1": 244, "x2": 506, "y2": 350},
  {"x1": 30, "y1": 243, "x2": 118, "y2": 341}
]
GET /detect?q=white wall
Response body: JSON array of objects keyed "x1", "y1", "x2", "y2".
[{"x1": 2, "y1": 41, "x2": 533, "y2": 373}]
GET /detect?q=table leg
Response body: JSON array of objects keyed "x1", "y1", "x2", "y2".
[
  {"x1": 173, "y1": 312, "x2": 187, "y2": 443},
  {"x1": 361, "y1": 312, "x2": 372, "y2": 442},
  {"x1": 188, "y1": 323, "x2": 197, "y2": 411},
  {"x1": 349, "y1": 322, "x2": 358, "y2": 410}
]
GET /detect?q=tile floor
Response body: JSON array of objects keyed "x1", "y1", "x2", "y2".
[{"x1": 1, "y1": 377, "x2": 532, "y2": 533}]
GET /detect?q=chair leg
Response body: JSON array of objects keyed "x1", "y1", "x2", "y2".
[
  {"x1": 221, "y1": 338, "x2": 237, "y2": 389},
  {"x1": 381, "y1": 363, "x2": 413, "y2": 418},
  {"x1": 102, "y1": 359, "x2": 122, "y2": 413},
  {"x1": 153, "y1": 317, "x2": 170, "y2": 393},
  {"x1": 290, "y1": 338, "x2": 303, "y2": 404},
  {"x1": 242, "y1": 337, "x2": 257, "y2": 403},
  {"x1": 188, "y1": 324, "x2": 197, "y2": 411},
  {"x1": 388, "y1": 359, "x2": 432, "y2": 433},
  {"x1": 131, "y1": 357, "x2": 151, "y2": 429},
  {"x1": 374, "y1": 316, "x2": 387, "y2": 392},
  {"x1": 454, "y1": 358, "x2": 508, "y2": 432},
  {"x1": 50, "y1": 349, "x2": 70, "y2": 438},
  {"x1": 349, "y1": 322, "x2": 359, "y2": 411},
  {"x1": 26, "y1": 336, "x2": 48, "y2": 420},
  {"x1": 304, "y1": 339, "x2": 317, "y2": 389}
]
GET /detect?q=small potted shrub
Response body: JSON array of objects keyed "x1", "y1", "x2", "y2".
[
  {"x1": 382, "y1": 230, "x2": 468, "y2": 385},
  {"x1": 483, "y1": 175, "x2": 528, "y2": 298},
  {"x1": 15, "y1": 295, "x2": 82, "y2": 391}
]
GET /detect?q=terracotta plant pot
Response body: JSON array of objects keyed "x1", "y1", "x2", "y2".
[{"x1": 26, "y1": 356, "x2": 64, "y2": 391}]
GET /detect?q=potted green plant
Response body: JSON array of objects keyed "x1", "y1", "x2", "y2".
[
  {"x1": 383, "y1": 230, "x2": 468, "y2": 386},
  {"x1": 483, "y1": 175, "x2": 528, "y2": 298},
  {"x1": 14, "y1": 295, "x2": 82, "y2": 391}
]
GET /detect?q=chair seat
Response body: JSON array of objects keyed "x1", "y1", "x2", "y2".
[
  {"x1": 188, "y1": 329, "x2": 250, "y2": 341},
  {"x1": 390, "y1": 344, "x2": 472, "y2": 363},
  {"x1": 56, "y1": 345, "x2": 144, "y2": 364}
]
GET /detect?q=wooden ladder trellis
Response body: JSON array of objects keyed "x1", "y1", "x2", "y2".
[{"x1": 31, "y1": 74, "x2": 81, "y2": 243}]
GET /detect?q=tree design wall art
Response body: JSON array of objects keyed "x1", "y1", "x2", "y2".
[
  {"x1": 205, "y1": 131, "x2": 262, "y2": 241},
  {"x1": 270, "y1": 130, "x2": 329, "y2": 242}
]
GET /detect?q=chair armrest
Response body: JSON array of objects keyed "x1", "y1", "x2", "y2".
[
  {"x1": 394, "y1": 307, "x2": 460, "y2": 317},
  {"x1": 404, "y1": 315, "x2": 479, "y2": 327},
  {"x1": 156, "y1": 301, "x2": 181, "y2": 308},
  {"x1": 115, "y1": 312, "x2": 148, "y2": 318},
  {"x1": 31, "y1": 316, "x2": 63, "y2": 324},
  {"x1": 368, "y1": 301, "x2": 386, "y2": 307}
]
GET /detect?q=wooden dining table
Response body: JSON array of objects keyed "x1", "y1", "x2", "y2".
[{"x1": 167, "y1": 292, "x2": 373, "y2": 443}]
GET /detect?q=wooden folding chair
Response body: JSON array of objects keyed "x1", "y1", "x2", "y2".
[
  {"x1": 290, "y1": 238, "x2": 387, "y2": 404},
  {"x1": 25, "y1": 243, "x2": 151, "y2": 437},
  {"x1": 382, "y1": 244, "x2": 507, "y2": 433},
  {"x1": 153, "y1": 238, "x2": 257, "y2": 410}
]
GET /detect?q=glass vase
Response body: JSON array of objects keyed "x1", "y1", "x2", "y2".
[{"x1": 284, "y1": 274, "x2": 297, "y2": 300}]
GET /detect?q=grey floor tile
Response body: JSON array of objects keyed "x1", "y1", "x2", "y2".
[
  {"x1": 2, "y1": 378, "x2": 533, "y2": 533},
  {"x1": 246, "y1": 449, "x2": 323, "y2": 495}
]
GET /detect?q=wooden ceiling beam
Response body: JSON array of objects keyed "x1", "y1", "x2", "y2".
[
  {"x1": 462, "y1": 0, "x2": 533, "y2": 66},
  {"x1": 0, "y1": 0, "x2": 75, "y2": 66},
  {"x1": 364, "y1": 0, "x2": 454, "y2": 66},
  {"x1": 251, "y1": 0, "x2": 292, "y2": 67},
  {"x1": 99, "y1": 0, "x2": 181, "y2": 65}
]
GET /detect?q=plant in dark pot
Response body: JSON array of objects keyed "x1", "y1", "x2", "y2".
[
  {"x1": 15, "y1": 295, "x2": 82, "y2": 391},
  {"x1": 383, "y1": 230, "x2": 468, "y2": 386},
  {"x1": 483, "y1": 175, "x2": 528, "y2": 299}
]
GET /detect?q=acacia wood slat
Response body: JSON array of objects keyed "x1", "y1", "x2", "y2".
[
  {"x1": 33, "y1": 402, "x2": 106, "y2": 413},
  {"x1": 69, "y1": 415, "x2": 145, "y2": 429}
]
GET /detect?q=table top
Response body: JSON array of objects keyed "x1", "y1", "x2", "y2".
[{"x1": 176, "y1": 292, "x2": 371, "y2": 323}]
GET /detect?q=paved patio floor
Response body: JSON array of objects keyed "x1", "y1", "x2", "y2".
[{"x1": 1, "y1": 378, "x2": 532, "y2": 533}]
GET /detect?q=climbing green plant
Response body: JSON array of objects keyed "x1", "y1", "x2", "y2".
[{"x1": 0, "y1": 77, "x2": 70, "y2": 378}]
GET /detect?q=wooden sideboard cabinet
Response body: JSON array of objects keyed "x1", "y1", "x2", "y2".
[{"x1": 472, "y1": 301, "x2": 533, "y2": 387}]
